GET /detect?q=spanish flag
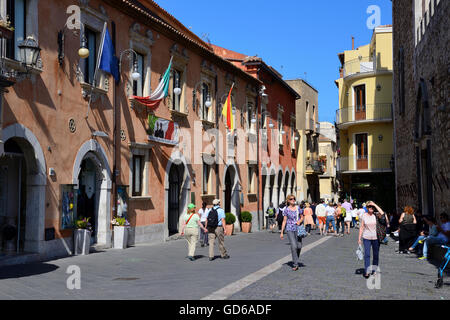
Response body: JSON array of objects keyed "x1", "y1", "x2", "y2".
[{"x1": 222, "y1": 84, "x2": 234, "y2": 131}]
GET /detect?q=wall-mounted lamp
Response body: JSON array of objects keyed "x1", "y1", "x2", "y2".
[
  {"x1": 378, "y1": 134, "x2": 383, "y2": 141},
  {"x1": 376, "y1": 84, "x2": 382, "y2": 91},
  {"x1": 58, "y1": 22, "x2": 89, "y2": 66},
  {"x1": 251, "y1": 116, "x2": 257, "y2": 124},
  {"x1": 18, "y1": 36, "x2": 41, "y2": 70},
  {"x1": 174, "y1": 76, "x2": 182, "y2": 96},
  {"x1": 268, "y1": 121, "x2": 274, "y2": 128},
  {"x1": 205, "y1": 93, "x2": 212, "y2": 108}
]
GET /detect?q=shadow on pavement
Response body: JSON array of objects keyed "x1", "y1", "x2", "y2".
[{"x1": 0, "y1": 263, "x2": 59, "y2": 280}]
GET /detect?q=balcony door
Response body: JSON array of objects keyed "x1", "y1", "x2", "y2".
[
  {"x1": 354, "y1": 85, "x2": 366, "y2": 121},
  {"x1": 355, "y1": 133, "x2": 368, "y2": 170}
]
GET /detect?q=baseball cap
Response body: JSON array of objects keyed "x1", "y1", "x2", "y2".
[
  {"x1": 188, "y1": 203, "x2": 196, "y2": 210},
  {"x1": 213, "y1": 199, "x2": 220, "y2": 205}
]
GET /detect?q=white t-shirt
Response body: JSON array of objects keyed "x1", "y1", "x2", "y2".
[
  {"x1": 198, "y1": 208, "x2": 210, "y2": 222},
  {"x1": 316, "y1": 204, "x2": 327, "y2": 217},
  {"x1": 358, "y1": 208, "x2": 365, "y2": 217},
  {"x1": 361, "y1": 213, "x2": 377, "y2": 240},
  {"x1": 351, "y1": 209, "x2": 358, "y2": 218},
  {"x1": 437, "y1": 222, "x2": 450, "y2": 243},
  {"x1": 326, "y1": 207, "x2": 335, "y2": 217}
]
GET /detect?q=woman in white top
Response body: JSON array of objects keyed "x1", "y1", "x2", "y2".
[
  {"x1": 358, "y1": 201, "x2": 384, "y2": 278},
  {"x1": 198, "y1": 202, "x2": 210, "y2": 247}
]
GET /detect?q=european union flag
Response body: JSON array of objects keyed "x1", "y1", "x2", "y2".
[{"x1": 99, "y1": 27, "x2": 119, "y2": 83}]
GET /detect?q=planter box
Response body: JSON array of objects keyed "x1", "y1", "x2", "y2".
[
  {"x1": 113, "y1": 226, "x2": 128, "y2": 249},
  {"x1": 224, "y1": 224, "x2": 234, "y2": 236},
  {"x1": 74, "y1": 229, "x2": 91, "y2": 255},
  {"x1": 241, "y1": 222, "x2": 252, "y2": 233}
]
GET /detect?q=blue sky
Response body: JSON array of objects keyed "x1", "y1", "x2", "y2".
[{"x1": 155, "y1": 0, "x2": 392, "y2": 124}]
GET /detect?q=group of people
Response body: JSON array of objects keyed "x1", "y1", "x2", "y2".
[
  {"x1": 180, "y1": 199, "x2": 230, "y2": 262},
  {"x1": 390, "y1": 206, "x2": 450, "y2": 261}
]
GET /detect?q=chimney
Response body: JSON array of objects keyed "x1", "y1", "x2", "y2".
[{"x1": 352, "y1": 36, "x2": 355, "y2": 50}]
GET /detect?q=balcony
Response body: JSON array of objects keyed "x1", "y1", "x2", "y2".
[
  {"x1": 337, "y1": 154, "x2": 393, "y2": 174},
  {"x1": 306, "y1": 160, "x2": 324, "y2": 175},
  {"x1": 343, "y1": 56, "x2": 374, "y2": 78},
  {"x1": 336, "y1": 103, "x2": 392, "y2": 129},
  {"x1": 305, "y1": 118, "x2": 315, "y2": 133}
]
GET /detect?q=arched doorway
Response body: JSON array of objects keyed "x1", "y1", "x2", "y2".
[
  {"x1": 224, "y1": 167, "x2": 233, "y2": 214},
  {"x1": 0, "y1": 139, "x2": 27, "y2": 253},
  {"x1": 283, "y1": 172, "x2": 290, "y2": 199},
  {"x1": 168, "y1": 163, "x2": 183, "y2": 235},
  {"x1": 76, "y1": 155, "x2": 102, "y2": 244},
  {"x1": 277, "y1": 170, "x2": 283, "y2": 204}
]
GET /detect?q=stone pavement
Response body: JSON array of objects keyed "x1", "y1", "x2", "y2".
[{"x1": 0, "y1": 228, "x2": 448, "y2": 300}]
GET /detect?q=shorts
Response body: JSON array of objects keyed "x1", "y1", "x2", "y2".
[
  {"x1": 267, "y1": 217, "x2": 276, "y2": 225},
  {"x1": 318, "y1": 216, "x2": 327, "y2": 224}
]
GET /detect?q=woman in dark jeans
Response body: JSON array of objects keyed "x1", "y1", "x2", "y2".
[{"x1": 280, "y1": 195, "x2": 304, "y2": 271}]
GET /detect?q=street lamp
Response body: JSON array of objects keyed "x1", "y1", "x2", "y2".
[
  {"x1": 18, "y1": 36, "x2": 41, "y2": 70},
  {"x1": 58, "y1": 22, "x2": 89, "y2": 66}
]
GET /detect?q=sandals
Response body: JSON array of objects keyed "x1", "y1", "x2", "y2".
[{"x1": 292, "y1": 266, "x2": 299, "y2": 271}]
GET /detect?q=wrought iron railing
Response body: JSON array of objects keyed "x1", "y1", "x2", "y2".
[
  {"x1": 337, "y1": 154, "x2": 393, "y2": 172},
  {"x1": 336, "y1": 103, "x2": 392, "y2": 126},
  {"x1": 343, "y1": 56, "x2": 374, "y2": 77}
]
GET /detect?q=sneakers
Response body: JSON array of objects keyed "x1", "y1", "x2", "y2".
[
  {"x1": 418, "y1": 256, "x2": 427, "y2": 260},
  {"x1": 209, "y1": 257, "x2": 214, "y2": 261},
  {"x1": 222, "y1": 255, "x2": 230, "y2": 259},
  {"x1": 188, "y1": 256, "x2": 195, "y2": 261}
]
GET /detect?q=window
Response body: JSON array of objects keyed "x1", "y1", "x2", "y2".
[
  {"x1": 290, "y1": 119, "x2": 296, "y2": 150},
  {"x1": 132, "y1": 155, "x2": 144, "y2": 197},
  {"x1": 6, "y1": 0, "x2": 26, "y2": 61},
  {"x1": 84, "y1": 27, "x2": 98, "y2": 85},
  {"x1": 202, "y1": 162, "x2": 213, "y2": 194},
  {"x1": 247, "y1": 101, "x2": 256, "y2": 133},
  {"x1": 201, "y1": 82, "x2": 210, "y2": 121},
  {"x1": 171, "y1": 69, "x2": 182, "y2": 111},
  {"x1": 278, "y1": 113, "x2": 283, "y2": 145},
  {"x1": 132, "y1": 52, "x2": 145, "y2": 96},
  {"x1": 248, "y1": 165, "x2": 257, "y2": 194},
  {"x1": 354, "y1": 85, "x2": 366, "y2": 121}
]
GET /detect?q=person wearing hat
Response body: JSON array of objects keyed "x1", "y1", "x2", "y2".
[
  {"x1": 181, "y1": 203, "x2": 208, "y2": 261},
  {"x1": 205, "y1": 199, "x2": 230, "y2": 261}
]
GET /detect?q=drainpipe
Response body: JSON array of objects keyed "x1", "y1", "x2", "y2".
[{"x1": 256, "y1": 69, "x2": 262, "y2": 231}]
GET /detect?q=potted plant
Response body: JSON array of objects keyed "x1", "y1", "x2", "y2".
[
  {"x1": 74, "y1": 217, "x2": 92, "y2": 255},
  {"x1": 224, "y1": 212, "x2": 236, "y2": 236},
  {"x1": 0, "y1": 18, "x2": 14, "y2": 39},
  {"x1": 240, "y1": 211, "x2": 253, "y2": 233},
  {"x1": 111, "y1": 217, "x2": 130, "y2": 249}
]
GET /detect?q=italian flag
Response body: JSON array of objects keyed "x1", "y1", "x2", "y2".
[
  {"x1": 222, "y1": 84, "x2": 234, "y2": 131},
  {"x1": 131, "y1": 57, "x2": 173, "y2": 110}
]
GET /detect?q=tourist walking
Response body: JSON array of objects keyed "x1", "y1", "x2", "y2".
[
  {"x1": 311, "y1": 202, "x2": 317, "y2": 230},
  {"x1": 325, "y1": 203, "x2": 337, "y2": 236},
  {"x1": 276, "y1": 201, "x2": 286, "y2": 232},
  {"x1": 180, "y1": 203, "x2": 208, "y2": 261},
  {"x1": 358, "y1": 201, "x2": 385, "y2": 278},
  {"x1": 344, "y1": 204, "x2": 353, "y2": 234},
  {"x1": 336, "y1": 203, "x2": 345, "y2": 236},
  {"x1": 351, "y1": 205, "x2": 358, "y2": 229},
  {"x1": 303, "y1": 203, "x2": 315, "y2": 234},
  {"x1": 205, "y1": 199, "x2": 230, "y2": 261},
  {"x1": 315, "y1": 200, "x2": 327, "y2": 235},
  {"x1": 280, "y1": 194, "x2": 304, "y2": 271},
  {"x1": 198, "y1": 202, "x2": 210, "y2": 247},
  {"x1": 266, "y1": 202, "x2": 277, "y2": 232}
]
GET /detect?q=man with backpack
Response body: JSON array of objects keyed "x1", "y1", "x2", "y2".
[
  {"x1": 205, "y1": 199, "x2": 230, "y2": 261},
  {"x1": 266, "y1": 202, "x2": 277, "y2": 232}
]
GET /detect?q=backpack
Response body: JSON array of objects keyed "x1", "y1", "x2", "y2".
[
  {"x1": 341, "y1": 208, "x2": 347, "y2": 218},
  {"x1": 267, "y1": 207, "x2": 275, "y2": 217},
  {"x1": 207, "y1": 207, "x2": 219, "y2": 230}
]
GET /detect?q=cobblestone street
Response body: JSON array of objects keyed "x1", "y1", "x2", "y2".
[{"x1": 0, "y1": 228, "x2": 448, "y2": 300}]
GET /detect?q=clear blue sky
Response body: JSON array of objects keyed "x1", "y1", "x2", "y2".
[{"x1": 155, "y1": 0, "x2": 392, "y2": 124}]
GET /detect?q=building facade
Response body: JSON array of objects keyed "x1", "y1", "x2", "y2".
[
  {"x1": 212, "y1": 45, "x2": 300, "y2": 227},
  {"x1": 335, "y1": 26, "x2": 395, "y2": 211},
  {"x1": 318, "y1": 122, "x2": 339, "y2": 204},
  {"x1": 0, "y1": 0, "x2": 263, "y2": 259},
  {"x1": 392, "y1": 0, "x2": 449, "y2": 217},
  {"x1": 285, "y1": 79, "x2": 322, "y2": 203}
]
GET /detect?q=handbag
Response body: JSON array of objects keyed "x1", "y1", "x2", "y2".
[
  {"x1": 376, "y1": 213, "x2": 387, "y2": 243},
  {"x1": 356, "y1": 244, "x2": 364, "y2": 261},
  {"x1": 296, "y1": 207, "x2": 308, "y2": 238}
]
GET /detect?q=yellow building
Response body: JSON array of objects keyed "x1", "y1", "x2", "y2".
[{"x1": 335, "y1": 26, "x2": 395, "y2": 211}]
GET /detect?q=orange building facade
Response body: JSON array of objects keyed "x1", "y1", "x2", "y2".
[{"x1": 0, "y1": 0, "x2": 264, "y2": 259}]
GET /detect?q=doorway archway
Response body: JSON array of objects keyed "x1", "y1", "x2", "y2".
[{"x1": 168, "y1": 163, "x2": 184, "y2": 236}]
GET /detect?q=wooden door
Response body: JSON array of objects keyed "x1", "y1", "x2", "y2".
[
  {"x1": 354, "y1": 85, "x2": 366, "y2": 121},
  {"x1": 356, "y1": 133, "x2": 368, "y2": 170}
]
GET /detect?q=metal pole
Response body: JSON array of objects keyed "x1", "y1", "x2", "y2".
[{"x1": 17, "y1": 157, "x2": 22, "y2": 253}]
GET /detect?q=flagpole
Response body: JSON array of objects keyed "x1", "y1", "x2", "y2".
[{"x1": 86, "y1": 21, "x2": 107, "y2": 119}]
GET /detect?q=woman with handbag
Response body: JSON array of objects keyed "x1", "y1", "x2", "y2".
[
  {"x1": 358, "y1": 201, "x2": 384, "y2": 278},
  {"x1": 280, "y1": 194, "x2": 304, "y2": 271},
  {"x1": 181, "y1": 203, "x2": 208, "y2": 261}
]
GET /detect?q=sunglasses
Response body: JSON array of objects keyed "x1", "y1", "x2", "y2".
[{"x1": 289, "y1": 198, "x2": 296, "y2": 201}]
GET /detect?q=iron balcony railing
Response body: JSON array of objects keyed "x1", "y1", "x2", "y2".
[
  {"x1": 337, "y1": 154, "x2": 393, "y2": 172},
  {"x1": 343, "y1": 56, "x2": 375, "y2": 77},
  {"x1": 336, "y1": 103, "x2": 392, "y2": 126}
]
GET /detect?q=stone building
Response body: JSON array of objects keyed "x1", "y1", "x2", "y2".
[
  {"x1": 286, "y1": 79, "x2": 322, "y2": 203},
  {"x1": 392, "y1": 0, "x2": 449, "y2": 217},
  {"x1": 211, "y1": 45, "x2": 300, "y2": 227},
  {"x1": 0, "y1": 0, "x2": 263, "y2": 261},
  {"x1": 318, "y1": 122, "x2": 339, "y2": 204}
]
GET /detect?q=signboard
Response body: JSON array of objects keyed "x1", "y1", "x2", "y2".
[{"x1": 147, "y1": 115, "x2": 179, "y2": 145}]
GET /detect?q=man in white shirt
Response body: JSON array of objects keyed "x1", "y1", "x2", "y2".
[
  {"x1": 325, "y1": 204, "x2": 337, "y2": 236},
  {"x1": 198, "y1": 202, "x2": 210, "y2": 247},
  {"x1": 315, "y1": 200, "x2": 327, "y2": 235}
]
